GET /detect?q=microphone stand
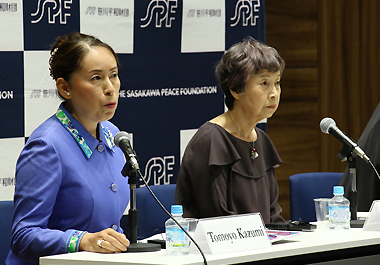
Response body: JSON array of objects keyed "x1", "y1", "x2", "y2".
[
  {"x1": 338, "y1": 146, "x2": 365, "y2": 228},
  {"x1": 348, "y1": 155, "x2": 358, "y2": 221},
  {"x1": 121, "y1": 162, "x2": 161, "y2": 252}
]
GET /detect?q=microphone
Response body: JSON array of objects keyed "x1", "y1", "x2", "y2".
[
  {"x1": 114, "y1": 131, "x2": 140, "y2": 170},
  {"x1": 320, "y1": 117, "x2": 370, "y2": 163},
  {"x1": 113, "y1": 132, "x2": 207, "y2": 262}
]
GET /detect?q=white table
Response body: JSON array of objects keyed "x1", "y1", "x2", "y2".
[{"x1": 40, "y1": 228, "x2": 380, "y2": 265}]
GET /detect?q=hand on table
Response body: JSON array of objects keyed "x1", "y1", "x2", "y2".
[{"x1": 79, "y1": 228, "x2": 130, "y2": 253}]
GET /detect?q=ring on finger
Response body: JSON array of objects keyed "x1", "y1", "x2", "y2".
[{"x1": 97, "y1": 239, "x2": 105, "y2": 248}]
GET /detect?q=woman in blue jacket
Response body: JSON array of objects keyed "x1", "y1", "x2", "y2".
[{"x1": 7, "y1": 32, "x2": 130, "y2": 265}]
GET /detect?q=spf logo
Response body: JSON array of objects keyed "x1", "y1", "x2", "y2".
[
  {"x1": 31, "y1": 0, "x2": 72, "y2": 24},
  {"x1": 231, "y1": 0, "x2": 260, "y2": 27},
  {"x1": 141, "y1": 0, "x2": 177, "y2": 28},
  {"x1": 142, "y1": 156, "x2": 175, "y2": 185}
]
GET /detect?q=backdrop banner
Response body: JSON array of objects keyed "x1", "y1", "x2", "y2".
[{"x1": 0, "y1": 0, "x2": 266, "y2": 201}]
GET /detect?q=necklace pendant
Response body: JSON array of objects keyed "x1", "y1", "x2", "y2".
[{"x1": 251, "y1": 149, "x2": 259, "y2": 160}]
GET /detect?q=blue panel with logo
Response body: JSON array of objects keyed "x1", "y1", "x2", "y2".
[
  {"x1": 23, "y1": 0, "x2": 80, "y2": 50},
  {"x1": 0, "y1": 52, "x2": 24, "y2": 138},
  {"x1": 226, "y1": 0, "x2": 266, "y2": 47}
]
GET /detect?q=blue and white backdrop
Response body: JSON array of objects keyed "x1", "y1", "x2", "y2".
[{"x1": 0, "y1": 0, "x2": 266, "y2": 201}]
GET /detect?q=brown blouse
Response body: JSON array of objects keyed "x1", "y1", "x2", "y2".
[{"x1": 175, "y1": 121, "x2": 285, "y2": 224}]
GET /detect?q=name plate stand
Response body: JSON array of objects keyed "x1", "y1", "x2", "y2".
[{"x1": 189, "y1": 213, "x2": 271, "y2": 255}]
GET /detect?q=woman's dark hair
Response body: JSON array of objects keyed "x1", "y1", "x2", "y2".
[
  {"x1": 49, "y1": 32, "x2": 119, "y2": 100},
  {"x1": 215, "y1": 37, "x2": 285, "y2": 109}
]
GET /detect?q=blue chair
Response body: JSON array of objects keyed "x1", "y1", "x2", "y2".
[
  {"x1": 0, "y1": 201, "x2": 14, "y2": 264},
  {"x1": 289, "y1": 172, "x2": 343, "y2": 222},
  {"x1": 121, "y1": 184, "x2": 176, "y2": 240}
]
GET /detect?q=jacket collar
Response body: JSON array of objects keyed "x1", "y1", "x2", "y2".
[{"x1": 55, "y1": 103, "x2": 114, "y2": 158}]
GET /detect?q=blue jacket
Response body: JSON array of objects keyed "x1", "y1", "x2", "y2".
[{"x1": 6, "y1": 104, "x2": 130, "y2": 264}]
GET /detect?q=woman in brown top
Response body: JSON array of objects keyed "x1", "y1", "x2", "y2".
[{"x1": 175, "y1": 37, "x2": 286, "y2": 224}]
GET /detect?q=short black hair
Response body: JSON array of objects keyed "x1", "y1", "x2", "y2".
[{"x1": 215, "y1": 37, "x2": 285, "y2": 109}]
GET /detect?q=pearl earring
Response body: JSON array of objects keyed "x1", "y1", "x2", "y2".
[{"x1": 67, "y1": 92, "x2": 70, "y2": 96}]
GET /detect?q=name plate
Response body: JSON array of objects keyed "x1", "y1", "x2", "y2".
[
  {"x1": 363, "y1": 200, "x2": 380, "y2": 231},
  {"x1": 189, "y1": 213, "x2": 271, "y2": 255}
]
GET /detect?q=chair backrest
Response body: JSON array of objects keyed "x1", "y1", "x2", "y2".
[
  {"x1": 289, "y1": 172, "x2": 343, "y2": 222},
  {"x1": 136, "y1": 184, "x2": 176, "y2": 239},
  {"x1": 0, "y1": 200, "x2": 14, "y2": 264},
  {"x1": 120, "y1": 184, "x2": 176, "y2": 240}
]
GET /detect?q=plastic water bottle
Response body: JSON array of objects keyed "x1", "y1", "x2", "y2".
[
  {"x1": 329, "y1": 186, "x2": 350, "y2": 230},
  {"x1": 165, "y1": 205, "x2": 190, "y2": 255}
]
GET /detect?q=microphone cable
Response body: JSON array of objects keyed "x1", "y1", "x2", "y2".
[
  {"x1": 137, "y1": 169, "x2": 208, "y2": 265},
  {"x1": 368, "y1": 160, "x2": 380, "y2": 180}
]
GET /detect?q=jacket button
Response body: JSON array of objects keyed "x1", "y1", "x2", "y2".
[
  {"x1": 97, "y1": 145, "x2": 104, "y2": 152},
  {"x1": 110, "y1": 183, "x2": 118, "y2": 192}
]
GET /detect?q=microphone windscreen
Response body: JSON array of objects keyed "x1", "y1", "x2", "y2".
[
  {"x1": 114, "y1": 131, "x2": 131, "y2": 147},
  {"x1": 320, "y1": 117, "x2": 336, "y2": 134}
]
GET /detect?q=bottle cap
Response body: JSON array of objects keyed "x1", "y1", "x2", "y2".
[
  {"x1": 333, "y1": 186, "x2": 344, "y2": 194},
  {"x1": 171, "y1": 205, "x2": 183, "y2": 215}
]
